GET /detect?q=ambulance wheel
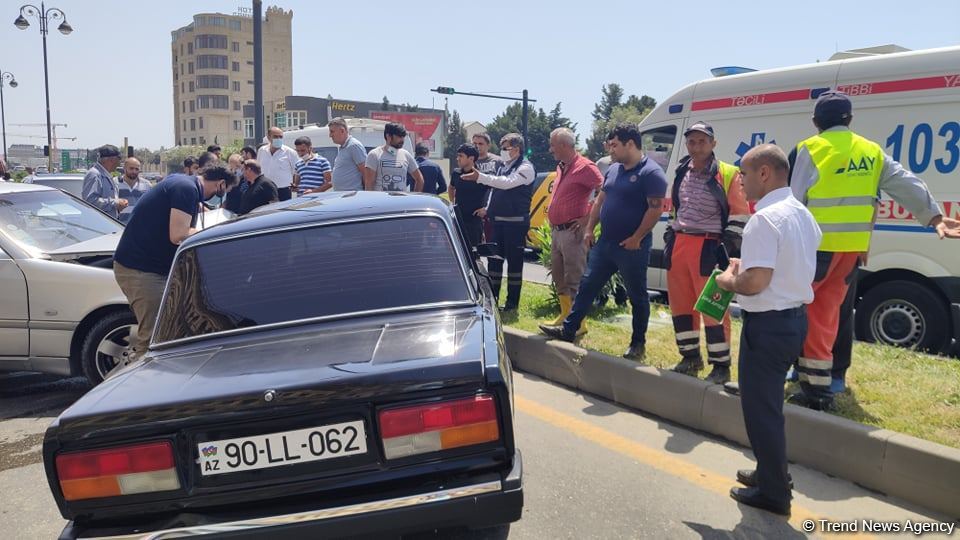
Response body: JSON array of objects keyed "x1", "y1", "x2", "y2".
[{"x1": 856, "y1": 280, "x2": 950, "y2": 353}]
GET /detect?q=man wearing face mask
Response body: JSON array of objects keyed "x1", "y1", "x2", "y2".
[
  {"x1": 364, "y1": 122, "x2": 424, "y2": 192},
  {"x1": 257, "y1": 126, "x2": 298, "y2": 201},
  {"x1": 459, "y1": 133, "x2": 535, "y2": 312},
  {"x1": 113, "y1": 165, "x2": 238, "y2": 361}
]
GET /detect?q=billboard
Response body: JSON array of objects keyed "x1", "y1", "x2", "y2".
[{"x1": 368, "y1": 111, "x2": 444, "y2": 157}]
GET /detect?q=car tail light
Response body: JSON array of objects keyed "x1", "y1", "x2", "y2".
[
  {"x1": 379, "y1": 395, "x2": 499, "y2": 459},
  {"x1": 55, "y1": 441, "x2": 180, "y2": 501}
]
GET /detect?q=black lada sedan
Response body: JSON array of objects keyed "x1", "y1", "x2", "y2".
[{"x1": 42, "y1": 192, "x2": 523, "y2": 539}]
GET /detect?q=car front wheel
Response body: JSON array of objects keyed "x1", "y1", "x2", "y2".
[{"x1": 80, "y1": 311, "x2": 137, "y2": 385}]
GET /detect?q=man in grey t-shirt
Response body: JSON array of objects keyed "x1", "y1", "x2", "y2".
[
  {"x1": 363, "y1": 122, "x2": 424, "y2": 192},
  {"x1": 328, "y1": 117, "x2": 367, "y2": 191}
]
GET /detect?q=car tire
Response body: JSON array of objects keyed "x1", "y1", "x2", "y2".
[
  {"x1": 80, "y1": 310, "x2": 137, "y2": 385},
  {"x1": 855, "y1": 280, "x2": 951, "y2": 353}
]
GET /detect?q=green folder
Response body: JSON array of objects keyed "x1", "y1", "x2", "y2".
[{"x1": 695, "y1": 269, "x2": 735, "y2": 321}]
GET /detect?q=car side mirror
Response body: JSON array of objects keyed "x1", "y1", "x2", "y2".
[{"x1": 475, "y1": 243, "x2": 500, "y2": 259}]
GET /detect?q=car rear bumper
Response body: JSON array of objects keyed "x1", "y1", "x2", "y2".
[{"x1": 60, "y1": 451, "x2": 523, "y2": 539}]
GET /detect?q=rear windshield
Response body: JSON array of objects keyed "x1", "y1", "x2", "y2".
[{"x1": 153, "y1": 216, "x2": 472, "y2": 344}]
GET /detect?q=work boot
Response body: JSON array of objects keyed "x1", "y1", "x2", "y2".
[
  {"x1": 539, "y1": 324, "x2": 575, "y2": 343},
  {"x1": 623, "y1": 343, "x2": 645, "y2": 361},
  {"x1": 704, "y1": 365, "x2": 731, "y2": 385},
  {"x1": 545, "y1": 294, "x2": 572, "y2": 326},
  {"x1": 672, "y1": 357, "x2": 704, "y2": 376}
]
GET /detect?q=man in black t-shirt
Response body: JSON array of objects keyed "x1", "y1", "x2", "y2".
[
  {"x1": 114, "y1": 166, "x2": 238, "y2": 363},
  {"x1": 237, "y1": 159, "x2": 280, "y2": 215},
  {"x1": 449, "y1": 143, "x2": 487, "y2": 247}
]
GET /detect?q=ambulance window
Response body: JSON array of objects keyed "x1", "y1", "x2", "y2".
[{"x1": 640, "y1": 126, "x2": 677, "y2": 171}]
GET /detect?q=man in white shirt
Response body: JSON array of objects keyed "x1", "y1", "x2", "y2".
[
  {"x1": 256, "y1": 126, "x2": 298, "y2": 201},
  {"x1": 716, "y1": 144, "x2": 821, "y2": 517}
]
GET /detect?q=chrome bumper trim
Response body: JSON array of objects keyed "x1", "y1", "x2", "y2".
[{"x1": 84, "y1": 480, "x2": 503, "y2": 539}]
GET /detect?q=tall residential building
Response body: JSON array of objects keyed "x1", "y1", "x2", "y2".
[{"x1": 171, "y1": 6, "x2": 292, "y2": 148}]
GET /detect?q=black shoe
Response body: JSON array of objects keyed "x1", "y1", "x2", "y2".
[
  {"x1": 540, "y1": 325, "x2": 575, "y2": 343},
  {"x1": 723, "y1": 381, "x2": 740, "y2": 395},
  {"x1": 786, "y1": 393, "x2": 835, "y2": 412},
  {"x1": 623, "y1": 344, "x2": 645, "y2": 361},
  {"x1": 729, "y1": 486, "x2": 791, "y2": 516},
  {"x1": 736, "y1": 469, "x2": 793, "y2": 489},
  {"x1": 704, "y1": 365, "x2": 731, "y2": 385},
  {"x1": 499, "y1": 305, "x2": 518, "y2": 314},
  {"x1": 672, "y1": 357, "x2": 704, "y2": 376}
]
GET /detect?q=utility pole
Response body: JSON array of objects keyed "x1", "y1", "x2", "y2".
[
  {"x1": 431, "y1": 86, "x2": 536, "y2": 155},
  {"x1": 252, "y1": 0, "x2": 264, "y2": 144},
  {"x1": 521, "y1": 89, "x2": 529, "y2": 157}
]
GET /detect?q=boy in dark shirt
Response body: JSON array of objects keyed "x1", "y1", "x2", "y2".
[{"x1": 449, "y1": 144, "x2": 488, "y2": 246}]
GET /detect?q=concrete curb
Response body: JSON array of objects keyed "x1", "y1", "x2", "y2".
[{"x1": 504, "y1": 327, "x2": 960, "y2": 519}]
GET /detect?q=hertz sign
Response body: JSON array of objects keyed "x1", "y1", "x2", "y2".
[{"x1": 331, "y1": 101, "x2": 357, "y2": 112}]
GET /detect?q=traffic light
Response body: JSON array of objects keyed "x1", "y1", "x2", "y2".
[{"x1": 434, "y1": 86, "x2": 456, "y2": 95}]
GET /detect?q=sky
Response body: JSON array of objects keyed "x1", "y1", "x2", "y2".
[{"x1": 0, "y1": 0, "x2": 958, "y2": 151}]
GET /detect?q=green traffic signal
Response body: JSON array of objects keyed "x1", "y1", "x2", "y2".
[{"x1": 435, "y1": 86, "x2": 456, "y2": 95}]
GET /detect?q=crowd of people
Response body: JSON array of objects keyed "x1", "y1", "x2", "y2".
[
  {"x1": 34, "y1": 93, "x2": 960, "y2": 519},
  {"x1": 540, "y1": 91, "x2": 960, "y2": 517}
]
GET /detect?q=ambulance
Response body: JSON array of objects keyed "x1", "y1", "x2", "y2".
[{"x1": 637, "y1": 45, "x2": 960, "y2": 354}]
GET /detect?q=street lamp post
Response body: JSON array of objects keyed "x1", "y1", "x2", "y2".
[
  {"x1": 14, "y1": 2, "x2": 72, "y2": 171},
  {"x1": 0, "y1": 71, "x2": 17, "y2": 166}
]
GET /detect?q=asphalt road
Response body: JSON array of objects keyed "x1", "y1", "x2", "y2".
[{"x1": 1, "y1": 371, "x2": 956, "y2": 540}]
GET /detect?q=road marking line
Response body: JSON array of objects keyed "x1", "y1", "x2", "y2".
[{"x1": 515, "y1": 395, "x2": 875, "y2": 539}]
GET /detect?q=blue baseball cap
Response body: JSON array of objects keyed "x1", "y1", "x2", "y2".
[{"x1": 814, "y1": 91, "x2": 852, "y2": 124}]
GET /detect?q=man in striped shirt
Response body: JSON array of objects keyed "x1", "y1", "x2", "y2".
[{"x1": 294, "y1": 136, "x2": 332, "y2": 196}]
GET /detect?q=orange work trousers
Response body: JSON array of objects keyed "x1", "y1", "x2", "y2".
[
  {"x1": 667, "y1": 233, "x2": 731, "y2": 365},
  {"x1": 798, "y1": 251, "x2": 860, "y2": 399}
]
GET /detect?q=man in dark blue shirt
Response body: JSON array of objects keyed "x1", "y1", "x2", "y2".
[
  {"x1": 408, "y1": 143, "x2": 447, "y2": 195},
  {"x1": 113, "y1": 166, "x2": 238, "y2": 361},
  {"x1": 541, "y1": 123, "x2": 668, "y2": 360}
]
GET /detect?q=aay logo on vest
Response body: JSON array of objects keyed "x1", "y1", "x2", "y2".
[{"x1": 837, "y1": 155, "x2": 878, "y2": 176}]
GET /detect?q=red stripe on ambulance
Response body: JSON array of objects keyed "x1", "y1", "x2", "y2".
[
  {"x1": 691, "y1": 74, "x2": 960, "y2": 111},
  {"x1": 691, "y1": 89, "x2": 809, "y2": 111}
]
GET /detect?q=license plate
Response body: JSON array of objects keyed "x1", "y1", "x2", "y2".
[{"x1": 197, "y1": 420, "x2": 367, "y2": 476}]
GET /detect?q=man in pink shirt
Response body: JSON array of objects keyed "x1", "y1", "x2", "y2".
[{"x1": 539, "y1": 128, "x2": 603, "y2": 334}]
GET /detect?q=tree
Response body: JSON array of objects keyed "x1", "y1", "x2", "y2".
[
  {"x1": 591, "y1": 83, "x2": 624, "y2": 123},
  {"x1": 443, "y1": 110, "x2": 467, "y2": 163},
  {"x1": 486, "y1": 102, "x2": 577, "y2": 172},
  {"x1": 381, "y1": 96, "x2": 391, "y2": 110},
  {"x1": 585, "y1": 83, "x2": 657, "y2": 160},
  {"x1": 161, "y1": 145, "x2": 205, "y2": 174}
]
